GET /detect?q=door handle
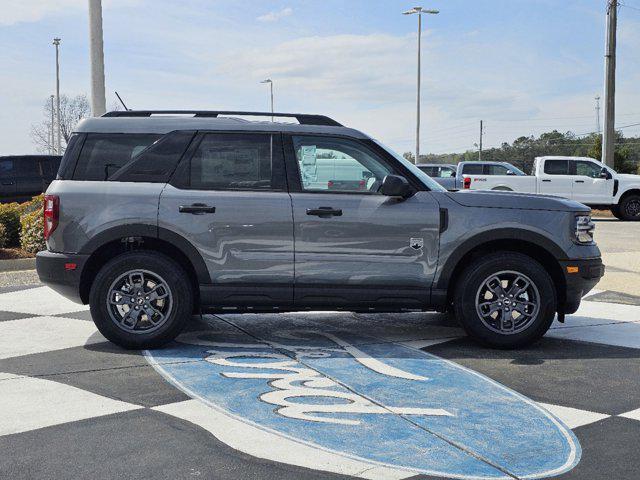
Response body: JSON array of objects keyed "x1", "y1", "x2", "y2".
[
  {"x1": 306, "y1": 207, "x2": 343, "y2": 217},
  {"x1": 179, "y1": 203, "x2": 216, "y2": 214},
  {"x1": 541, "y1": 179, "x2": 551, "y2": 182},
  {"x1": 574, "y1": 180, "x2": 585, "y2": 183},
  {"x1": 1, "y1": 181, "x2": 14, "y2": 186}
]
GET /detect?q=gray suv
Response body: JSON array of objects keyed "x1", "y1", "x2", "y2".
[{"x1": 36, "y1": 110, "x2": 604, "y2": 349}]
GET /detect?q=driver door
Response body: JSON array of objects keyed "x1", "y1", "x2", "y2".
[
  {"x1": 284, "y1": 135, "x2": 440, "y2": 309},
  {"x1": 571, "y1": 160, "x2": 614, "y2": 204}
]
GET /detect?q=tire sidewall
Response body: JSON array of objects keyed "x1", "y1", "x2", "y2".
[
  {"x1": 453, "y1": 252, "x2": 556, "y2": 348},
  {"x1": 90, "y1": 251, "x2": 193, "y2": 349}
]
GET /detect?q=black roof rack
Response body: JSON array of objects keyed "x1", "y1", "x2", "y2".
[{"x1": 102, "y1": 110, "x2": 342, "y2": 127}]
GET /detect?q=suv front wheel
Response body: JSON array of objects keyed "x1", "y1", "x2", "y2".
[
  {"x1": 89, "y1": 251, "x2": 194, "y2": 349},
  {"x1": 453, "y1": 252, "x2": 556, "y2": 348}
]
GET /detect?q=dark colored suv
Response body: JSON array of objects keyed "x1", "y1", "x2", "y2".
[
  {"x1": 0, "y1": 155, "x2": 61, "y2": 203},
  {"x1": 36, "y1": 111, "x2": 604, "y2": 350}
]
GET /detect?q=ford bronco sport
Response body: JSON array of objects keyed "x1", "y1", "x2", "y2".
[{"x1": 36, "y1": 110, "x2": 604, "y2": 349}]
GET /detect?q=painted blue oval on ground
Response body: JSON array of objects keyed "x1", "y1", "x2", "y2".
[{"x1": 145, "y1": 319, "x2": 580, "y2": 479}]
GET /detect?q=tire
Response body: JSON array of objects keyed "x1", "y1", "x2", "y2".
[
  {"x1": 611, "y1": 205, "x2": 624, "y2": 220},
  {"x1": 617, "y1": 194, "x2": 640, "y2": 221},
  {"x1": 452, "y1": 252, "x2": 556, "y2": 349},
  {"x1": 89, "y1": 251, "x2": 194, "y2": 349}
]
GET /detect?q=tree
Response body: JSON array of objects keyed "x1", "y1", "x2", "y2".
[
  {"x1": 30, "y1": 94, "x2": 91, "y2": 154},
  {"x1": 403, "y1": 152, "x2": 415, "y2": 164}
]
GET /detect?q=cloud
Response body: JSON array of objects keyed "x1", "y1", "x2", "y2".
[
  {"x1": 257, "y1": 7, "x2": 293, "y2": 23},
  {"x1": 0, "y1": 0, "x2": 83, "y2": 26}
]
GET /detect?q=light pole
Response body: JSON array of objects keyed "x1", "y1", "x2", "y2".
[
  {"x1": 403, "y1": 6, "x2": 438, "y2": 162},
  {"x1": 88, "y1": 0, "x2": 107, "y2": 116},
  {"x1": 261, "y1": 79, "x2": 274, "y2": 122},
  {"x1": 50, "y1": 95, "x2": 55, "y2": 155},
  {"x1": 53, "y1": 37, "x2": 62, "y2": 154}
]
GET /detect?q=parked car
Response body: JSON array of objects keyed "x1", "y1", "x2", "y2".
[
  {"x1": 36, "y1": 110, "x2": 603, "y2": 350},
  {"x1": 0, "y1": 155, "x2": 61, "y2": 203},
  {"x1": 417, "y1": 162, "x2": 525, "y2": 190},
  {"x1": 461, "y1": 156, "x2": 640, "y2": 220}
]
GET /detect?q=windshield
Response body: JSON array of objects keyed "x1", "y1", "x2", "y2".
[{"x1": 373, "y1": 140, "x2": 447, "y2": 192}]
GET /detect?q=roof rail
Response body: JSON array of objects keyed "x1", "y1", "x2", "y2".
[{"x1": 101, "y1": 110, "x2": 342, "y2": 127}]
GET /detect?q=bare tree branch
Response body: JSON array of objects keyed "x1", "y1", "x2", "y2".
[{"x1": 30, "y1": 94, "x2": 91, "y2": 154}]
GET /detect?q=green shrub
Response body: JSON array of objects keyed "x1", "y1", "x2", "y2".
[
  {"x1": 20, "y1": 193, "x2": 44, "y2": 216},
  {"x1": 0, "y1": 223, "x2": 8, "y2": 249},
  {"x1": 20, "y1": 210, "x2": 45, "y2": 254},
  {"x1": 0, "y1": 203, "x2": 22, "y2": 247}
]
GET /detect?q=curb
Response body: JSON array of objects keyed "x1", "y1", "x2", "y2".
[{"x1": 0, "y1": 258, "x2": 36, "y2": 272}]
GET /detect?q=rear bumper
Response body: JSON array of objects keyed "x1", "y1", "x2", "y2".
[
  {"x1": 560, "y1": 257, "x2": 605, "y2": 314},
  {"x1": 36, "y1": 250, "x2": 89, "y2": 304}
]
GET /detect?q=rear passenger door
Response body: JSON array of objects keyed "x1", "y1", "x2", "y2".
[
  {"x1": 537, "y1": 160, "x2": 573, "y2": 198},
  {"x1": 15, "y1": 157, "x2": 44, "y2": 198},
  {"x1": 159, "y1": 132, "x2": 294, "y2": 308}
]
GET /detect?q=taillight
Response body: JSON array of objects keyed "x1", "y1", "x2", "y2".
[
  {"x1": 463, "y1": 177, "x2": 471, "y2": 189},
  {"x1": 43, "y1": 194, "x2": 59, "y2": 240},
  {"x1": 358, "y1": 180, "x2": 366, "y2": 190}
]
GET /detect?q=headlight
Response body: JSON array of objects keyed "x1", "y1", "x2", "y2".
[{"x1": 575, "y1": 214, "x2": 595, "y2": 244}]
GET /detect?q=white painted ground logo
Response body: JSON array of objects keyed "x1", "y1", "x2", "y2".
[{"x1": 146, "y1": 325, "x2": 580, "y2": 479}]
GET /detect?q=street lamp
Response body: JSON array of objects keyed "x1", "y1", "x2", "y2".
[
  {"x1": 260, "y1": 79, "x2": 274, "y2": 122},
  {"x1": 403, "y1": 7, "x2": 438, "y2": 162},
  {"x1": 50, "y1": 95, "x2": 55, "y2": 155},
  {"x1": 52, "y1": 37, "x2": 62, "y2": 154}
]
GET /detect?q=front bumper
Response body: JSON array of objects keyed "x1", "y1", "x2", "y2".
[
  {"x1": 559, "y1": 257, "x2": 605, "y2": 314},
  {"x1": 36, "y1": 250, "x2": 89, "y2": 304}
]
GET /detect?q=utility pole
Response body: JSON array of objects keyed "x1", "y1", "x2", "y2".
[
  {"x1": 602, "y1": 0, "x2": 617, "y2": 168},
  {"x1": 88, "y1": 0, "x2": 107, "y2": 116},
  {"x1": 595, "y1": 95, "x2": 601, "y2": 134},
  {"x1": 53, "y1": 38, "x2": 62, "y2": 154},
  {"x1": 260, "y1": 79, "x2": 274, "y2": 122},
  {"x1": 403, "y1": 7, "x2": 438, "y2": 163},
  {"x1": 479, "y1": 120, "x2": 483, "y2": 161},
  {"x1": 50, "y1": 95, "x2": 55, "y2": 155}
]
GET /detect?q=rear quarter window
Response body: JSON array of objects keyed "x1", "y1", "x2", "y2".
[
  {"x1": 72, "y1": 133, "x2": 161, "y2": 181},
  {"x1": 462, "y1": 164, "x2": 483, "y2": 174},
  {"x1": 543, "y1": 160, "x2": 569, "y2": 175}
]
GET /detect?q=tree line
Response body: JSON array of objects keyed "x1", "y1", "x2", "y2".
[{"x1": 405, "y1": 130, "x2": 640, "y2": 174}]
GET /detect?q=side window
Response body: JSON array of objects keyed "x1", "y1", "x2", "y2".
[
  {"x1": 73, "y1": 134, "x2": 161, "y2": 181},
  {"x1": 486, "y1": 164, "x2": 510, "y2": 175},
  {"x1": 17, "y1": 158, "x2": 41, "y2": 177},
  {"x1": 543, "y1": 160, "x2": 569, "y2": 175},
  {"x1": 292, "y1": 136, "x2": 393, "y2": 193},
  {"x1": 462, "y1": 164, "x2": 483, "y2": 174},
  {"x1": 575, "y1": 161, "x2": 602, "y2": 178},
  {"x1": 0, "y1": 159, "x2": 14, "y2": 177},
  {"x1": 440, "y1": 167, "x2": 455, "y2": 178},
  {"x1": 188, "y1": 133, "x2": 283, "y2": 191},
  {"x1": 418, "y1": 166, "x2": 436, "y2": 176}
]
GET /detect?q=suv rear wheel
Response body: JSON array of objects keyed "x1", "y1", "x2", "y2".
[
  {"x1": 452, "y1": 252, "x2": 556, "y2": 348},
  {"x1": 89, "y1": 251, "x2": 193, "y2": 349}
]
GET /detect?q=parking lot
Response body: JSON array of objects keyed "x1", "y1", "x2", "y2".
[{"x1": 0, "y1": 218, "x2": 639, "y2": 480}]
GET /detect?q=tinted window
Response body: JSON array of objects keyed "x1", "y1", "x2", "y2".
[
  {"x1": 111, "y1": 131, "x2": 195, "y2": 183},
  {"x1": 418, "y1": 166, "x2": 437, "y2": 176},
  {"x1": 575, "y1": 161, "x2": 602, "y2": 178},
  {"x1": 486, "y1": 164, "x2": 510, "y2": 175},
  {"x1": 189, "y1": 133, "x2": 283, "y2": 191},
  {"x1": 17, "y1": 158, "x2": 42, "y2": 176},
  {"x1": 73, "y1": 134, "x2": 160, "y2": 181},
  {"x1": 0, "y1": 159, "x2": 14, "y2": 177},
  {"x1": 292, "y1": 136, "x2": 393, "y2": 193},
  {"x1": 462, "y1": 164, "x2": 483, "y2": 174},
  {"x1": 544, "y1": 160, "x2": 569, "y2": 175}
]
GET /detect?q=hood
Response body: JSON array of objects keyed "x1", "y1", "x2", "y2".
[
  {"x1": 446, "y1": 190, "x2": 590, "y2": 212},
  {"x1": 616, "y1": 173, "x2": 640, "y2": 183}
]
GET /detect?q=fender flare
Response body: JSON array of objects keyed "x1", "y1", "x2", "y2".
[
  {"x1": 435, "y1": 228, "x2": 567, "y2": 290},
  {"x1": 79, "y1": 223, "x2": 210, "y2": 284}
]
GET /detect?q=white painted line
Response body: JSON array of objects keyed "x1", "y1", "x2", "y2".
[
  {"x1": 537, "y1": 402, "x2": 610, "y2": 429},
  {"x1": 552, "y1": 300, "x2": 640, "y2": 328},
  {"x1": 547, "y1": 320, "x2": 640, "y2": 350},
  {"x1": 399, "y1": 337, "x2": 461, "y2": 350},
  {"x1": 0, "y1": 286, "x2": 88, "y2": 315},
  {"x1": 619, "y1": 408, "x2": 640, "y2": 422},
  {"x1": 0, "y1": 316, "x2": 105, "y2": 360},
  {"x1": 0, "y1": 373, "x2": 142, "y2": 436},
  {"x1": 153, "y1": 399, "x2": 413, "y2": 480}
]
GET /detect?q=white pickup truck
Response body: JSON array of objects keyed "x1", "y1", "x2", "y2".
[{"x1": 461, "y1": 156, "x2": 640, "y2": 220}]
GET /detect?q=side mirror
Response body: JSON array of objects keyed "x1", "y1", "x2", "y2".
[
  {"x1": 599, "y1": 168, "x2": 612, "y2": 179},
  {"x1": 506, "y1": 170, "x2": 517, "y2": 176},
  {"x1": 380, "y1": 175, "x2": 413, "y2": 198}
]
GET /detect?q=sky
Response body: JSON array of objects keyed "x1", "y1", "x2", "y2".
[{"x1": 1, "y1": 0, "x2": 640, "y2": 156}]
